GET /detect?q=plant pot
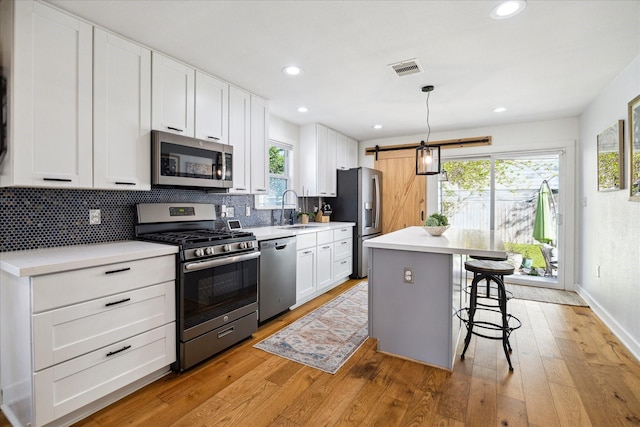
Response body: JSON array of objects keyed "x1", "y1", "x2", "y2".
[
  {"x1": 300, "y1": 214, "x2": 309, "y2": 224},
  {"x1": 521, "y1": 257, "x2": 533, "y2": 269},
  {"x1": 507, "y1": 252, "x2": 523, "y2": 270}
]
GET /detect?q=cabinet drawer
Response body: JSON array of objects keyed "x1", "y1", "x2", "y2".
[
  {"x1": 296, "y1": 233, "x2": 316, "y2": 250},
  {"x1": 317, "y1": 230, "x2": 333, "y2": 245},
  {"x1": 33, "y1": 281, "x2": 175, "y2": 371},
  {"x1": 333, "y1": 227, "x2": 352, "y2": 241},
  {"x1": 333, "y1": 257, "x2": 352, "y2": 280},
  {"x1": 33, "y1": 324, "x2": 175, "y2": 427},
  {"x1": 32, "y1": 255, "x2": 175, "y2": 312},
  {"x1": 334, "y1": 239, "x2": 352, "y2": 260}
]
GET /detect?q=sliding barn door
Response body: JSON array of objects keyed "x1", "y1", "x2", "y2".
[{"x1": 374, "y1": 150, "x2": 426, "y2": 234}]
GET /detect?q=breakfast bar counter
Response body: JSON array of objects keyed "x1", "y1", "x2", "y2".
[{"x1": 364, "y1": 226, "x2": 506, "y2": 370}]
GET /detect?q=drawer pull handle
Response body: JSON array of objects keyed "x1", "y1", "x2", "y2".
[
  {"x1": 303, "y1": 250, "x2": 313, "y2": 255},
  {"x1": 341, "y1": 241, "x2": 348, "y2": 245},
  {"x1": 43, "y1": 178, "x2": 72, "y2": 182},
  {"x1": 106, "y1": 345, "x2": 131, "y2": 357},
  {"x1": 167, "y1": 126, "x2": 184, "y2": 132},
  {"x1": 218, "y1": 327, "x2": 234, "y2": 339},
  {"x1": 105, "y1": 267, "x2": 131, "y2": 275},
  {"x1": 115, "y1": 181, "x2": 136, "y2": 186},
  {"x1": 207, "y1": 136, "x2": 220, "y2": 141},
  {"x1": 105, "y1": 298, "x2": 131, "y2": 307}
]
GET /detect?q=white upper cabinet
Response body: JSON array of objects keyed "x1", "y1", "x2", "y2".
[
  {"x1": 324, "y1": 128, "x2": 337, "y2": 196},
  {"x1": 347, "y1": 136, "x2": 358, "y2": 168},
  {"x1": 93, "y1": 28, "x2": 151, "y2": 190},
  {"x1": 195, "y1": 71, "x2": 229, "y2": 143},
  {"x1": 228, "y1": 86, "x2": 251, "y2": 193},
  {"x1": 4, "y1": 1, "x2": 93, "y2": 188},
  {"x1": 151, "y1": 52, "x2": 195, "y2": 136},
  {"x1": 250, "y1": 94, "x2": 269, "y2": 194},
  {"x1": 336, "y1": 132, "x2": 348, "y2": 170},
  {"x1": 298, "y1": 123, "x2": 342, "y2": 197}
]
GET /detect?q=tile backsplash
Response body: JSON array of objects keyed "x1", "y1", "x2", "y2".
[{"x1": 1, "y1": 187, "x2": 307, "y2": 252}]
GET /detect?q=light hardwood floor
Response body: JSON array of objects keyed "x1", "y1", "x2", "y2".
[{"x1": 2, "y1": 279, "x2": 639, "y2": 426}]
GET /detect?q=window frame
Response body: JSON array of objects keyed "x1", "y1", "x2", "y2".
[{"x1": 254, "y1": 140, "x2": 295, "y2": 210}]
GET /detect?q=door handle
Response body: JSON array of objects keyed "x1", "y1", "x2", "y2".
[{"x1": 421, "y1": 211, "x2": 424, "y2": 221}]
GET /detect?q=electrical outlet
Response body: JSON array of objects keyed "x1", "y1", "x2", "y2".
[
  {"x1": 403, "y1": 267, "x2": 414, "y2": 284},
  {"x1": 220, "y1": 204, "x2": 226, "y2": 218},
  {"x1": 89, "y1": 209, "x2": 101, "y2": 225},
  {"x1": 225, "y1": 206, "x2": 235, "y2": 217},
  {"x1": 245, "y1": 206, "x2": 251, "y2": 217}
]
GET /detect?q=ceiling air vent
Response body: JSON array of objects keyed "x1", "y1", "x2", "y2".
[{"x1": 389, "y1": 58, "x2": 423, "y2": 77}]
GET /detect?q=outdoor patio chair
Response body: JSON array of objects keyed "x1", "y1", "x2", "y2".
[{"x1": 540, "y1": 244, "x2": 558, "y2": 276}]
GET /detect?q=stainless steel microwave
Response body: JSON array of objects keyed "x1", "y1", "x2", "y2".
[{"x1": 152, "y1": 130, "x2": 233, "y2": 191}]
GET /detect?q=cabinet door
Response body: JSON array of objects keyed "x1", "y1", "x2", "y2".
[
  {"x1": 12, "y1": 1, "x2": 93, "y2": 188},
  {"x1": 151, "y1": 53, "x2": 194, "y2": 136},
  {"x1": 250, "y1": 95, "x2": 269, "y2": 194},
  {"x1": 325, "y1": 128, "x2": 337, "y2": 196},
  {"x1": 316, "y1": 243, "x2": 333, "y2": 291},
  {"x1": 228, "y1": 86, "x2": 251, "y2": 193},
  {"x1": 195, "y1": 71, "x2": 228, "y2": 144},
  {"x1": 336, "y1": 132, "x2": 348, "y2": 171},
  {"x1": 296, "y1": 248, "x2": 316, "y2": 301},
  {"x1": 347, "y1": 137, "x2": 358, "y2": 169},
  {"x1": 93, "y1": 29, "x2": 151, "y2": 190}
]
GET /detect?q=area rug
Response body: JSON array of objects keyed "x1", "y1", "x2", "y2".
[
  {"x1": 254, "y1": 281, "x2": 368, "y2": 374},
  {"x1": 506, "y1": 283, "x2": 588, "y2": 306}
]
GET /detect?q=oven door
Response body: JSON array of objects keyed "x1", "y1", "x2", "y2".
[
  {"x1": 152, "y1": 130, "x2": 233, "y2": 189},
  {"x1": 179, "y1": 251, "x2": 259, "y2": 341}
]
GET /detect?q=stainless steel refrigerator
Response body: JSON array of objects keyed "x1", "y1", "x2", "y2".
[{"x1": 332, "y1": 167, "x2": 382, "y2": 278}]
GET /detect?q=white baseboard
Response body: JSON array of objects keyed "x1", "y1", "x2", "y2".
[{"x1": 576, "y1": 285, "x2": 640, "y2": 363}]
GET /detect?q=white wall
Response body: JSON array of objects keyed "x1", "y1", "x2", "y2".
[
  {"x1": 359, "y1": 118, "x2": 579, "y2": 291},
  {"x1": 578, "y1": 57, "x2": 640, "y2": 360}
]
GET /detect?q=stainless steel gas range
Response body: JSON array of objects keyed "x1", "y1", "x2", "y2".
[{"x1": 135, "y1": 203, "x2": 259, "y2": 371}]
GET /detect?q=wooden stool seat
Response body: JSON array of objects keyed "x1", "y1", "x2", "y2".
[
  {"x1": 464, "y1": 259, "x2": 515, "y2": 275},
  {"x1": 468, "y1": 254, "x2": 509, "y2": 262}
]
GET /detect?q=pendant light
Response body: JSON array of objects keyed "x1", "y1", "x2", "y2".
[{"x1": 416, "y1": 85, "x2": 441, "y2": 175}]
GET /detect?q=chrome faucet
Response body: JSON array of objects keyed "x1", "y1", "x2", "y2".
[{"x1": 280, "y1": 189, "x2": 299, "y2": 226}]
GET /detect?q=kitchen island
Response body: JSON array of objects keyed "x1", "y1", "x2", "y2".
[{"x1": 364, "y1": 227, "x2": 506, "y2": 370}]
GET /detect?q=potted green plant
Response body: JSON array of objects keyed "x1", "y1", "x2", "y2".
[
  {"x1": 423, "y1": 213, "x2": 449, "y2": 236},
  {"x1": 521, "y1": 250, "x2": 533, "y2": 269},
  {"x1": 296, "y1": 211, "x2": 314, "y2": 224}
]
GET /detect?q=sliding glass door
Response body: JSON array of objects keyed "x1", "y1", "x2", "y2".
[{"x1": 441, "y1": 152, "x2": 562, "y2": 288}]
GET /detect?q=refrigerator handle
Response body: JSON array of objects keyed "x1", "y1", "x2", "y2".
[{"x1": 373, "y1": 173, "x2": 381, "y2": 229}]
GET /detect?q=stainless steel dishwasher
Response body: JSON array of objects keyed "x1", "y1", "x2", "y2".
[{"x1": 259, "y1": 236, "x2": 297, "y2": 322}]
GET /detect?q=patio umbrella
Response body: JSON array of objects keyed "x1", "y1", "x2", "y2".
[{"x1": 533, "y1": 180, "x2": 556, "y2": 244}]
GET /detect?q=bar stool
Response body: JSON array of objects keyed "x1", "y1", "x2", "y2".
[
  {"x1": 458, "y1": 259, "x2": 522, "y2": 371},
  {"x1": 467, "y1": 254, "x2": 509, "y2": 300}
]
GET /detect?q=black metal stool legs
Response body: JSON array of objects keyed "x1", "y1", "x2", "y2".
[{"x1": 460, "y1": 273, "x2": 480, "y2": 361}]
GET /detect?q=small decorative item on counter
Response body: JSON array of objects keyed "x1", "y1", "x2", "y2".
[
  {"x1": 297, "y1": 211, "x2": 313, "y2": 224},
  {"x1": 423, "y1": 213, "x2": 450, "y2": 236},
  {"x1": 315, "y1": 201, "x2": 332, "y2": 223}
]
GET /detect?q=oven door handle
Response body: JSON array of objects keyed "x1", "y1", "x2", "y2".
[{"x1": 183, "y1": 251, "x2": 261, "y2": 272}]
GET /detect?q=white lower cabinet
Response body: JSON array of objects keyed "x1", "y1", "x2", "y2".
[
  {"x1": 295, "y1": 226, "x2": 354, "y2": 305},
  {"x1": 296, "y1": 233, "x2": 317, "y2": 301},
  {"x1": 33, "y1": 324, "x2": 175, "y2": 427},
  {"x1": 0, "y1": 246, "x2": 176, "y2": 427}
]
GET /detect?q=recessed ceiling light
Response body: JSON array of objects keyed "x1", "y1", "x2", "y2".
[
  {"x1": 282, "y1": 65, "x2": 303, "y2": 76},
  {"x1": 372, "y1": 124, "x2": 383, "y2": 129},
  {"x1": 493, "y1": 107, "x2": 507, "y2": 113},
  {"x1": 490, "y1": 0, "x2": 526, "y2": 19},
  {"x1": 297, "y1": 106, "x2": 308, "y2": 113}
]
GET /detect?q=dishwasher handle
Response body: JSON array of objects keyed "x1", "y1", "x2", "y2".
[{"x1": 275, "y1": 244, "x2": 289, "y2": 250}]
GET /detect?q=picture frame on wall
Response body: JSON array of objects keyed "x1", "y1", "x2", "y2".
[
  {"x1": 596, "y1": 120, "x2": 624, "y2": 192},
  {"x1": 628, "y1": 94, "x2": 640, "y2": 201}
]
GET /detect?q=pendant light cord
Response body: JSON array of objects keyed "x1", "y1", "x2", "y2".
[{"x1": 425, "y1": 90, "x2": 431, "y2": 143}]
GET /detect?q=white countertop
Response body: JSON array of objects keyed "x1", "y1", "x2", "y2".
[
  {"x1": 0, "y1": 241, "x2": 179, "y2": 277},
  {"x1": 364, "y1": 226, "x2": 506, "y2": 258},
  {"x1": 245, "y1": 222, "x2": 356, "y2": 241}
]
